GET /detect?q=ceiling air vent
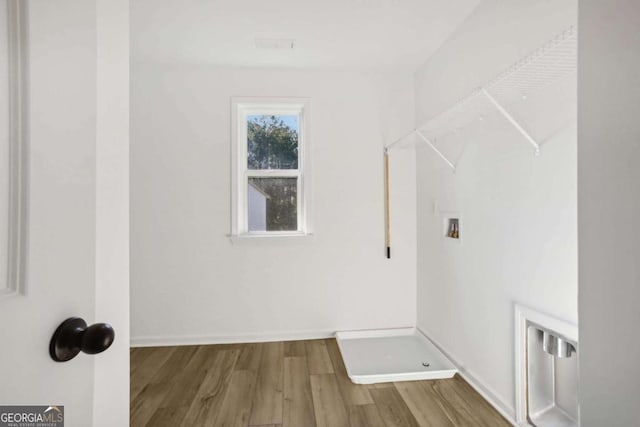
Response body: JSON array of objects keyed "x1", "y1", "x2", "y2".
[{"x1": 254, "y1": 38, "x2": 296, "y2": 50}]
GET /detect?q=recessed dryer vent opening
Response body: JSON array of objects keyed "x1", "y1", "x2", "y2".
[
  {"x1": 515, "y1": 305, "x2": 579, "y2": 427},
  {"x1": 527, "y1": 325, "x2": 578, "y2": 426}
]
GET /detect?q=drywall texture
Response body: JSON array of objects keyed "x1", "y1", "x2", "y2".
[
  {"x1": 131, "y1": 65, "x2": 417, "y2": 343},
  {"x1": 415, "y1": 0, "x2": 577, "y2": 419},
  {"x1": 578, "y1": 1, "x2": 640, "y2": 425}
]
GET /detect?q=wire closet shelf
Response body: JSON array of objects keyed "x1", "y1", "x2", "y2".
[
  {"x1": 385, "y1": 25, "x2": 577, "y2": 170},
  {"x1": 382, "y1": 26, "x2": 576, "y2": 259}
]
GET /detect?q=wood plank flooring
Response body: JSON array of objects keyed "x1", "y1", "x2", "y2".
[{"x1": 130, "y1": 339, "x2": 511, "y2": 427}]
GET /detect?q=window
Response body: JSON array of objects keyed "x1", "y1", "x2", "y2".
[{"x1": 231, "y1": 98, "x2": 311, "y2": 237}]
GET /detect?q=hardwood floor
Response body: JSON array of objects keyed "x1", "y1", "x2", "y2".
[{"x1": 130, "y1": 339, "x2": 511, "y2": 427}]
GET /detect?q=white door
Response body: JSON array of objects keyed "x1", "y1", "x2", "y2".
[{"x1": 0, "y1": 1, "x2": 129, "y2": 426}]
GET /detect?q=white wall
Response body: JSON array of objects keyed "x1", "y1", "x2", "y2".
[
  {"x1": 131, "y1": 64, "x2": 417, "y2": 344},
  {"x1": 414, "y1": 0, "x2": 577, "y2": 419},
  {"x1": 578, "y1": 1, "x2": 640, "y2": 425}
]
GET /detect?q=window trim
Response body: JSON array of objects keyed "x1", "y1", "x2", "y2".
[{"x1": 231, "y1": 97, "x2": 312, "y2": 239}]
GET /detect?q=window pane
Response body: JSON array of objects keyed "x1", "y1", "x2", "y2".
[
  {"x1": 247, "y1": 115, "x2": 298, "y2": 169},
  {"x1": 248, "y1": 177, "x2": 297, "y2": 232}
]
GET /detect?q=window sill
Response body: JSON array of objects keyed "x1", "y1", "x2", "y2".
[{"x1": 229, "y1": 232, "x2": 315, "y2": 245}]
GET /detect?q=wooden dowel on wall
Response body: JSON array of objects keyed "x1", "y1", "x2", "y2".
[{"x1": 384, "y1": 150, "x2": 391, "y2": 259}]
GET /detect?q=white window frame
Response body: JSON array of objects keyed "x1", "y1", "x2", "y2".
[{"x1": 231, "y1": 97, "x2": 312, "y2": 239}]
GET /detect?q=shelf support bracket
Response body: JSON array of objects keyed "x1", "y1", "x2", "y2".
[
  {"x1": 384, "y1": 129, "x2": 456, "y2": 171},
  {"x1": 415, "y1": 130, "x2": 456, "y2": 170},
  {"x1": 481, "y1": 88, "x2": 541, "y2": 156}
]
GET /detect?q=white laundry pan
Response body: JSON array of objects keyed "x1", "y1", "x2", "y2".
[{"x1": 335, "y1": 328, "x2": 457, "y2": 384}]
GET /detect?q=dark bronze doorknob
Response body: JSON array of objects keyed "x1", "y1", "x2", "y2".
[{"x1": 49, "y1": 317, "x2": 115, "y2": 362}]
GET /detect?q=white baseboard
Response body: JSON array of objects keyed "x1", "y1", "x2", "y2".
[
  {"x1": 417, "y1": 326, "x2": 518, "y2": 426},
  {"x1": 130, "y1": 329, "x2": 337, "y2": 348}
]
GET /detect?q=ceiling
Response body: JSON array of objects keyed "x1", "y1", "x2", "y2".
[{"x1": 131, "y1": 0, "x2": 481, "y2": 70}]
